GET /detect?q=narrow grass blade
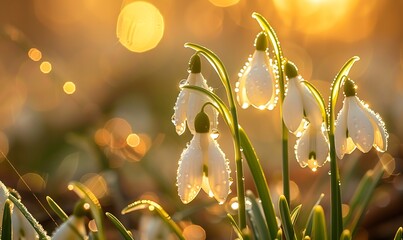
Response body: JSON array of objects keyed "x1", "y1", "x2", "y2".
[
  {"x1": 290, "y1": 204, "x2": 302, "y2": 225},
  {"x1": 279, "y1": 195, "x2": 296, "y2": 240},
  {"x1": 68, "y1": 181, "x2": 105, "y2": 240},
  {"x1": 1, "y1": 200, "x2": 12, "y2": 240},
  {"x1": 246, "y1": 191, "x2": 270, "y2": 240},
  {"x1": 8, "y1": 194, "x2": 50, "y2": 239},
  {"x1": 303, "y1": 193, "x2": 325, "y2": 238},
  {"x1": 46, "y1": 196, "x2": 68, "y2": 222},
  {"x1": 105, "y1": 212, "x2": 134, "y2": 240},
  {"x1": 122, "y1": 200, "x2": 184, "y2": 240},
  {"x1": 344, "y1": 162, "x2": 384, "y2": 236},
  {"x1": 394, "y1": 227, "x2": 402, "y2": 240},
  {"x1": 311, "y1": 205, "x2": 327, "y2": 240},
  {"x1": 227, "y1": 214, "x2": 244, "y2": 240},
  {"x1": 239, "y1": 127, "x2": 278, "y2": 239}
]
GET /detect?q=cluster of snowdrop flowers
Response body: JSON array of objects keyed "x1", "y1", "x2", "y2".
[
  {"x1": 335, "y1": 78, "x2": 388, "y2": 159},
  {"x1": 173, "y1": 55, "x2": 231, "y2": 204},
  {"x1": 283, "y1": 62, "x2": 329, "y2": 171},
  {"x1": 236, "y1": 32, "x2": 279, "y2": 110}
]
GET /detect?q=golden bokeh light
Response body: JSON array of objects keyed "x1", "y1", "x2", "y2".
[
  {"x1": 126, "y1": 133, "x2": 140, "y2": 147},
  {"x1": 116, "y1": 1, "x2": 164, "y2": 53},
  {"x1": 208, "y1": 0, "x2": 239, "y2": 7},
  {"x1": 63, "y1": 81, "x2": 76, "y2": 95},
  {"x1": 94, "y1": 128, "x2": 110, "y2": 147},
  {"x1": 81, "y1": 173, "x2": 108, "y2": 199},
  {"x1": 28, "y1": 48, "x2": 42, "y2": 61},
  {"x1": 0, "y1": 132, "x2": 9, "y2": 159},
  {"x1": 39, "y1": 61, "x2": 52, "y2": 74},
  {"x1": 104, "y1": 118, "x2": 132, "y2": 149},
  {"x1": 17, "y1": 173, "x2": 46, "y2": 192}
]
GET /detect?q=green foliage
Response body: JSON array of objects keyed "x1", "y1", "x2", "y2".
[{"x1": 1, "y1": 200, "x2": 12, "y2": 240}]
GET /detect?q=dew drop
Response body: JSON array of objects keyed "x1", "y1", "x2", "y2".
[
  {"x1": 179, "y1": 79, "x2": 187, "y2": 88},
  {"x1": 210, "y1": 129, "x2": 220, "y2": 140}
]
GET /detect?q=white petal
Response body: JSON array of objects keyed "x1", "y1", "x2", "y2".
[
  {"x1": 314, "y1": 125, "x2": 329, "y2": 166},
  {"x1": 173, "y1": 86, "x2": 189, "y2": 135},
  {"x1": 347, "y1": 97, "x2": 374, "y2": 153},
  {"x1": 0, "y1": 181, "x2": 9, "y2": 227},
  {"x1": 12, "y1": 208, "x2": 39, "y2": 240},
  {"x1": 207, "y1": 139, "x2": 230, "y2": 204},
  {"x1": 177, "y1": 136, "x2": 203, "y2": 204},
  {"x1": 244, "y1": 51, "x2": 276, "y2": 110},
  {"x1": 300, "y1": 82, "x2": 323, "y2": 127},
  {"x1": 295, "y1": 126, "x2": 310, "y2": 168},
  {"x1": 283, "y1": 77, "x2": 304, "y2": 133},
  {"x1": 52, "y1": 216, "x2": 86, "y2": 239},
  {"x1": 201, "y1": 175, "x2": 214, "y2": 198},
  {"x1": 335, "y1": 98, "x2": 349, "y2": 159},
  {"x1": 236, "y1": 66, "x2": 251, "y2": 109},
  {"x1": 361, "y1": 101, "x2": 388, "y2": 152}
]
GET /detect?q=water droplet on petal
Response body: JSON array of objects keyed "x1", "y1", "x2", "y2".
[{"x1": 179, "y1": 79, "x2": 187, "y2": 88}]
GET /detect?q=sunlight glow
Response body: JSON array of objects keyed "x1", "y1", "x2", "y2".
[
  {"x1": 126, "y1": 133, "x2": 140, "y2": 147},
  {"x1": 40, "y1": 61, "x2": 52, "y2": 74},
  {"x1": 63, "y1": 81, "x2": 76, "y2": 95},
  {"x1": 28, "y1": 48, "x2": 42, "y2": 61},
  {"x1": 116, "y1": 1, "x2": 164, "y2": 53}
]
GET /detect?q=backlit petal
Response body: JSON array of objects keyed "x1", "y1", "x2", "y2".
[
  {"x1": 347, "y1": 97, "x2": 374, "y2": 153},
  {"x1": 295, "y1": 126, "x2": 310, "y2": 168},
  {"x1": 173, "y1": 86, "x2": 189, "y2": 135},
  {"x1": 52, "y1": 216, "x2": 86, "y2": 239},
  {"x1": 335, "y1": 98, "x2": 349, "y2": 159},
  {"x1": 208, "y1": 139, "x2": 230, "y2": 204},
  {"x1": 362, "y1": 101, "x2": 388, "y2": 152},
  {"x1": 177, "y1": 136, "x2": 203, "y2": 204},
  {"x1": 283, "y1": 77, "x2": 304, "y2": 133},
  {"x1": 300, "y1": 82, "x2": 322, "y2": 127},
  {"x1": 314, "y1": 125, "x2": 329, "y2": 166}
]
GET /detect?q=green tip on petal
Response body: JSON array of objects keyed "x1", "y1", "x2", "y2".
[
  {"x1": 195, "y1": 111, "x2": 210, "y2": 133},
  {"x1": 344, "y1": 78, "x2": 356, "y2": 97},
  {"x1": 285, "y1": 61, "x2": 299, "y2": 79},
  {"x1": 255, "y1": 32, "x2": 268, "y2": 51},
  {"x1": 188, "y1": 53, "x2": 201, "y2": 73}
]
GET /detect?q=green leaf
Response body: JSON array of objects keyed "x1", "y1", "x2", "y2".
[
  {"x1": 246, "y1": 191, "x2": 271, "y2": 240},
  {"x1": 46, "y1": 196, "x2": 68, "y2": 222},
  {"x1": 304, "y1": 193, "x2": 325, "y2": 238},
  {"x1": 279, "y1": 195, "x2": 296, "y2": 240},
  {"x1": 239, "y1": 127, "x2": 278, "y2": 239},
  {"x1": 344, "y1": 162, "x2": 384, "y2": 236},
  {"x1": 105, "y1": 212, "x2": 134, "y2": 240},
  {"x1": 340, "y1": 229, "x2": 352, "y2": 240},
  {"x1": 311, "y1": 205, "x2": 327, "y2": 240},
  {"x1": 8, "y1": 194, "x2": 50, "y2": 239},
  {"x1": 1, "y1": 200, "x2": 12, "y2": 240},
  {"x1": 394, "y1": 227, "x2": 402, "y2": 240},
  {"x1": 290, "y1": 204, "x2": 302, "y2": 226},
  {"x1": 122, "y1": 200, "x2": 184, "y2": 240},
  {"x1": 227, "y1": 214, "x2": 244, "y2": 240},
  {"x1": 68, "y1": 181, "x2": 105, "y2": 240}
]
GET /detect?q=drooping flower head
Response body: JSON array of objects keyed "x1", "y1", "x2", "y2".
[
  {"x1": 335, "y1": 79, "x2": 388, "y2": 159},
  {"x1": 283, "y1": 61, "x2": 323, "y2": 134},
  {"x1": 236, "y1": 32, "x2": 278, "y2": 110},
  {"x1": 177, "y1": 109, "x2": 231, "y2": 204},
  {"x1": 295, "y1": 123, "x2": 329, "y2": 172},
  {"x1": 172, "y1": 54, "x2": 218, "y2": 135}
]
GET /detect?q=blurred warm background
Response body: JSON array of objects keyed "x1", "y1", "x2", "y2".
[{"x1": 0, "y1": 0, "x2": 402, "y2": 239}]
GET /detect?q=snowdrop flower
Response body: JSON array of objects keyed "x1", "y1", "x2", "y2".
[
  {"x1": 335, "y1": 79, "x2": 388, "y2": 159},
  {"x1": 52, "y1": 202, "x2": 87, "y2": 240},
  {"x1": 283, "y1": 61, "x2": 323, "y2": 134},
  {"x1": 236, "y1": 32, "x2": 278, "y2": 110},
  {"x1": 172, "y1": 54, "x2": 218, "y2": 135},
  {"x1": 295, "y1": 123, "x2": 329, "y2": 171},
  {"x1": 177, "y1": 110, "x2": 231, "y2": 204}
]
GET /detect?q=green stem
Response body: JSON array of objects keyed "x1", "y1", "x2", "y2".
[
  {"x1": 184, "y1": 43, "x2": 247, "y2": 231},
  {"x1": 252, "y1": 12, "x2": 290, "y2": 204}
]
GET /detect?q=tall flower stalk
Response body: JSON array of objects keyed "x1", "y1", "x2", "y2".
[{"x1": 251, "y1": 12, "x2": 291, "y2": 205}]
